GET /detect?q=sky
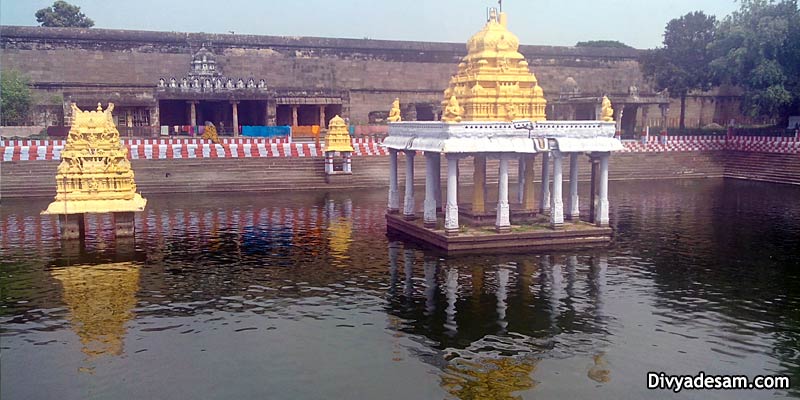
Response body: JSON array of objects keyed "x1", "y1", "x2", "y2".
[{"x1": 0, "y1": 0, "x2": 741, "y2": 49}]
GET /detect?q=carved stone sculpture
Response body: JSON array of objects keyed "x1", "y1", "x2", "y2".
[{"x1": 441, "y1": 96, "x2": 463, "y2": 123}]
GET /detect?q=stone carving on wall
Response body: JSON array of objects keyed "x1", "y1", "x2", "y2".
[{"x1": 157, "y1": 44, "x2": 268, "y2": 94}]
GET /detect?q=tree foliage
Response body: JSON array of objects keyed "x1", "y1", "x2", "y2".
[
  {"x1": 710, "y1": 0, "x2": 800, "y2": 119},
  {"x1": 640, "y1": 11, "x2": 717, "y2": 128},
  {"x1": 1, "y1": 70, "x2": 33, "y2": 126},
  {"x1": 35, "y1": 1, "x2": 94, "y2": 28},
  {"x1": 575, "y1": 40, "x2": 633, "y2": 49}
]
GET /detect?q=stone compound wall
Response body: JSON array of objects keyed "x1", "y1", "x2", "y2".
[{"x1": 2, "y1": 26, "x2": 645, "y2": 124}]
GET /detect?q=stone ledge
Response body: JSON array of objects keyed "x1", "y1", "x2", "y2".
[{"x1": 386, "y1": 213, "x2": 611, "y2": 254}]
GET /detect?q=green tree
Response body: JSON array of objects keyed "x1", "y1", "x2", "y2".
[
  {"x1": 640, "y1": 11, "x2": 717, "y2": 129},
  {"x1": 575, "y1": 40, "x2": 633, "y2": 49},
  {"x1": 35, "y1": 1, "x2": 94, "y2": 28},
  {"x1": 710, "y1": 0, "x2": 800, "y2": 121},
  {"x1": 0, "y1": 70, "x2": 33, "y2": 126}
]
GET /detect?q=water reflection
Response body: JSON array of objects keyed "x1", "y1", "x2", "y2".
[
  {"x1": 1, "y1": 181, "x2": 799, "y2": 399},
  {"x1": 440, "y1": 357, "x2": 538, "y2": 400},
  {"x1": 326, "y1": 197, "x2": 353, "y2": 267},
  {"x1": 51, "y1": 262, "x2": 139, "y2": 360},
  {"x1": 385, "y1": 242, "x2": 614, "y2": 398}
]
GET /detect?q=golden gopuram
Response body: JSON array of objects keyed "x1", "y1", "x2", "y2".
[
  {"x1": 442, "y1": 9, "x2": 547, "y2": 122},
  {"x1": 324, "y1": 115, "x2": 354, "y2": 181},
  {"x1": 384, "y1": 8, "x2": 623, "y2": 253},
  {"x1": 43, "y1": 103, "x2": 147, "y2": 239},
  {"x1": 324, "y1": 115, "x2": 355, "y2": 153}
]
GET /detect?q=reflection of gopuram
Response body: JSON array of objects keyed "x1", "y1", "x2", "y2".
[
  {"x1": 386, "y1": 242, "x2": 612, "y2": 397},
  {"x1": 441, "y1": 357, "x2": 538, "y2": 400},
  {"x1": 42, "y1": 103, "x2": 147, "y2": 240},
  {"x1": 51, "y1": 262, "x2": 140, "y2": 359},
  {"x1": 326, "y1": 198, "x2": 353, "y2": 266}
]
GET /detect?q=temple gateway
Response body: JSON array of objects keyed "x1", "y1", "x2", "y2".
[{"x1": 383, "y1": 10, "x2": 623, "y2": 252}]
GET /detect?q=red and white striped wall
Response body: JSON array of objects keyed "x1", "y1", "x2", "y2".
[
  {"x1": 1, "y1": 138, "x2": 388, "y2": 161},
  {"x1": 1, "y1": 136, "x2": 796, "y2": 162}
]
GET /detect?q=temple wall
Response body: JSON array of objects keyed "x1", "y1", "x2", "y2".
[{"x1": 1, "y1": 26, "x2": 653, "y2": 125}]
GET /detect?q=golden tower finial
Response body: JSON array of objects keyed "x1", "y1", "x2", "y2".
[
  {"x1": 442, "y1": 11, "x2": 547, "y2": 122},
  {"x1": 325, "y1": 115, "x2": 354, "y2": 152},
  {"x1": 387, "y1": 98, "x2": 402, "y2": 122},
  {"x1": 600, "y1": 96, "x2": 614, "y2": 122}
]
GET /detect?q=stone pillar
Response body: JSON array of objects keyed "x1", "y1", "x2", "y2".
[
  {"x1": 343, "y1": 152, "x2": 352, "y2": 173},
  {"x1": 523, "y1": 154, "x2": 536, "y2": 211},
  {"x1": 596, "y1": 152, "x2": 610, "y2": 226},
  {"x1": 266, "y1": 100, "x2": 277, "y2": 126},
  {"x1": 325, "y1": 151, "x2": 334, "y2": 174},
  {"x1": 550, "y1": 152, "x2": 564, "y2": 228},
  {"x1": 496, "y1": 156, "x2": 511, "y2": 233},
  {"x1": 517, "y1": 157, "x2": 525, "y2": 204},
  {"x1": 589, "y1": 156, "x2": 598, "y2": 224},
  {"x1": 319, "y1": 105, "x2": 326, "y2": 129},
  {"x1": 424, "y1": 152, "x2": 438, "y2": 228},
  {"x1": 60, "y1": 213, "x2": 85, "y2": 240},
  {"x1": 125, "y1": 110, "x2": 133, "y2": 138},
  {"x1": 292, "y1": 105, "x2": 299, "y2": 127},
  {"x1": 445, "y1": 154, "x2": 459, "y2": 236},
  {"x1": 539, "y1": 152, "x2": 551, "y2": 213},
  {"x1": 472, "y1": 155, "x2": 486, "y2": 213},
  {"x1": 433, "y1": 153, "x2": 442, "y2": 212},
  {"x1": 567, "y1": 153, "x2": 580, "y2": 220},
  {"x1": 403, "y1": 150, "x2": 415, "y2": 220},
  {"x1": 189, "y1": 101, "x2": 197, "y2": 128},
  {"x1": 114, "y1": 212, "x2": 136, "y2": 237},
  {"x1": 231, "y1": 101, "x2": 239, "y2": 137},
  {"x1": 388, "y1": 149, "x2": 399, "y2": 213}
]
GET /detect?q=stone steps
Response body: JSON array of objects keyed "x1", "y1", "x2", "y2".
[{"x1": 1, "y1": 151, "x2": 795, "y2": 198}]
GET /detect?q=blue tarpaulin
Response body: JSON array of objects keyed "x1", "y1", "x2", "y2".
[{"x1": 242, "y1": 125, "x2": 292, "y2": 138}]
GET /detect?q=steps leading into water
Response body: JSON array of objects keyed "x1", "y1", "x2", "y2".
[{"x1": 0, "y1": 151, "x2": 791, "y2": 199}]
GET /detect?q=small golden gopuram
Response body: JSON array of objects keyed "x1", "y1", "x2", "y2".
[
  {"x1": 43, "y1": 103, "x2": 147, "y2": 239},
  {"x1": 600, "y1": 96, "x2": 614, "y2": 122},
  {"x1": 387, "y1": 98, "x2": 402, "y2": 122},
  {"x1": 324, "y1": 115, "x2": 354, "y2": 152},
  {"x1": 324, "y1": 115, "x2": 354, "y2": 180}
]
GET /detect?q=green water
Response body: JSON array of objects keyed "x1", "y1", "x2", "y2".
[{"x1": 1, "y1": 179, "x2": 798, "y2": 399}]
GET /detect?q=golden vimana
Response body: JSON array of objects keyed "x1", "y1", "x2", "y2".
[
  {"x1": 43, "y1": 103, "x2": 146, "y2": 215},
  {"x1": 442, "y1": 10, "x2": 547, "y2": 122}
]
